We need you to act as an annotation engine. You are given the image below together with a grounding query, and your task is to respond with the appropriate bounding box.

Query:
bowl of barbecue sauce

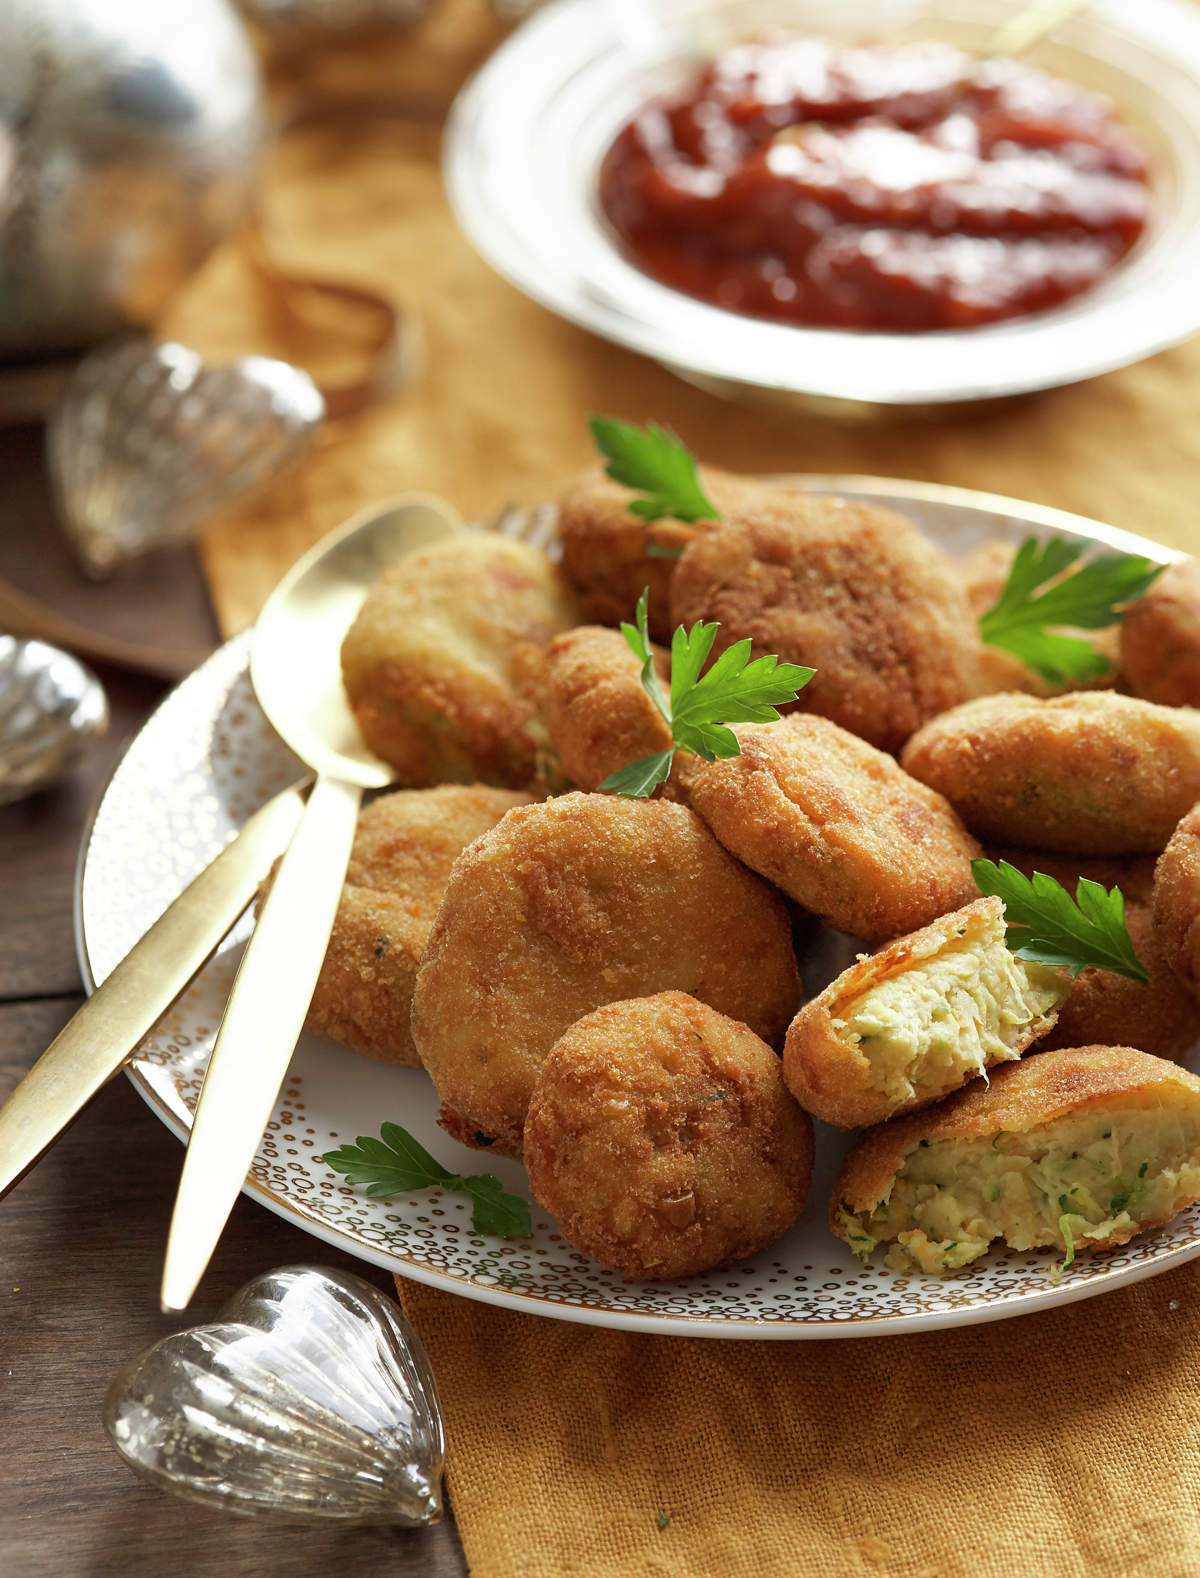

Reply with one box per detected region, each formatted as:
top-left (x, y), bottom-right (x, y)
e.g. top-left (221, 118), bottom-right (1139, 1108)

top-left (446, 0), bottom-right (1200, 411)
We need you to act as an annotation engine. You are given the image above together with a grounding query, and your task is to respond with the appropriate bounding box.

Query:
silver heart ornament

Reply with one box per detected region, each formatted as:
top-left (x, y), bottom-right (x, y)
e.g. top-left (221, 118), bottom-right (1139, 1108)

top-left (48, 338), bottom-right (325, 576)
top-left (103, 1266), bottom-right (445, 1524)
top-left (0, 635), bottom-right (108, 803)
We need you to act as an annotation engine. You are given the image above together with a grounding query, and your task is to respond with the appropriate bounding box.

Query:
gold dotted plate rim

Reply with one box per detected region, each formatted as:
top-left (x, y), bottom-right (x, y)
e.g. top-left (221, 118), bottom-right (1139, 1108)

top-left (74, 475), bottom-right (1200, 1339)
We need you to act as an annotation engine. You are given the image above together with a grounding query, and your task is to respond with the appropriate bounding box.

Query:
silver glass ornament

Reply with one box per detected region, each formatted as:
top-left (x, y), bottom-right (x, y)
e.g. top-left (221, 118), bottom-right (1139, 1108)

top-left (0, 634), bottom-right (107, 803)
top-left (103, 1266), bottom-right (445, 1525)
top-left (47, 338), bottom-right (325, 576)
top-left (0, 0), bottom-right (264, 360)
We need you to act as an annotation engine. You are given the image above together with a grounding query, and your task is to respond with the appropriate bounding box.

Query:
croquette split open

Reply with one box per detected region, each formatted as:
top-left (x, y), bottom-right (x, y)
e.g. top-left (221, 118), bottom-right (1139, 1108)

top-left (832, 1047), bottom-right (1200, 1273)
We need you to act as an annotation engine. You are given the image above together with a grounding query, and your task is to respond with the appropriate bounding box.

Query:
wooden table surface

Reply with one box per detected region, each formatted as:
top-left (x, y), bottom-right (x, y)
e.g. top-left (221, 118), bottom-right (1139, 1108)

top-left (0, 429), bottom-right (468, 1578)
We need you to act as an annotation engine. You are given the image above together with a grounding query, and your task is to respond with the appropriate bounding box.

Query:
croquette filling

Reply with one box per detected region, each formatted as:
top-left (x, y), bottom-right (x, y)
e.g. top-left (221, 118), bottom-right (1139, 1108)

top-left (835, 915), bottom-right (1064, 1105)
top-left (837, 1104), bottom-right (1200, 1273)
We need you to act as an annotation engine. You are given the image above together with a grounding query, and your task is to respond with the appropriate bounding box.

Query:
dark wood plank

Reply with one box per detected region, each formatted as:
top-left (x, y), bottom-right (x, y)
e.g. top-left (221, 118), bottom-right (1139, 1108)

top-left (0, 422), bottom-right (219, 676)
top-left (0, 666), bottom-right (166, 1000)
top-left (0, 998), bottom-right (468, 1578)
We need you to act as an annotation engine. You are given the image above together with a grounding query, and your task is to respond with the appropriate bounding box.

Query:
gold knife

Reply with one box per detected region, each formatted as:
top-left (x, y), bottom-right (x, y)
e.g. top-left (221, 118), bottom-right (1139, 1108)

top-left (0, 782), bottom-right (308, 1202)
top-left (159, 496), bottom-right (459, 1312)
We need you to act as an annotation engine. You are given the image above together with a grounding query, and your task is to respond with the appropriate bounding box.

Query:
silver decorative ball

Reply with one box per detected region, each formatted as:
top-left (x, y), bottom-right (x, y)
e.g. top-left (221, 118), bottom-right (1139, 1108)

top-left (0, 635), bottom-right (108, 803)
top-left (0, 0), bottom-right (265, 361)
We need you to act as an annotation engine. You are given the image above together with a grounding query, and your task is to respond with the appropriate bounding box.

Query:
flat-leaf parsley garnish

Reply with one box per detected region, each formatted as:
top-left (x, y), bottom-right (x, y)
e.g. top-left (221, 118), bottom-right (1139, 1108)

top-left (589, 416), bottom-right (719, 535)
top-left (978, 536), bottom-right (1164, 687)
top-left (323, 1122), bottom-right (532, 1238)
top-left (972, 858), bottom-right (1148, 983)
top-left (598, 589), bottom-right (814, 797)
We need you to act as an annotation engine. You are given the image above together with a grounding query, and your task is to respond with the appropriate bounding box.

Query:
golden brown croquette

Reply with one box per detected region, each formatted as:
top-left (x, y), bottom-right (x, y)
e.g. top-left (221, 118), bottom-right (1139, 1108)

top-left (669, 494), bottom-right (978, 752)
top-left (556, 464), bottom-right (794, 643)
top-left (1120, 558), bottom-right (1200, 706)
top-left (1039, 905), bottom-right (1200, 1062)
top-left (282, 786), bottom-right (531, 1066)
top-left (524, 992), bottom-right (813, 1279)
top-left (784, 898), bottom-right (1065, 1129)
top-left (1153, 802), bottom-right (1200, 1001)
top-left (683, 715), bottom-right (981, 942)
top-left (832, 1046), bottom-right (1200, 1273)
top-left (539, 625), bottom-right (672, 793)
top-left (410, 793), bottom-right (801, 1156)
top-left (341, 533), bottom-right (579, 790)
top-left (901, 692), bottom-right (1200, 853)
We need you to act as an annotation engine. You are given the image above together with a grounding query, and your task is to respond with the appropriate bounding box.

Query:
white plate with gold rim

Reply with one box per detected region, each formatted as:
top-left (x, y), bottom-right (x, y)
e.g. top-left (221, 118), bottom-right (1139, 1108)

top-left (76, 477), bottom-right (1198, 1338)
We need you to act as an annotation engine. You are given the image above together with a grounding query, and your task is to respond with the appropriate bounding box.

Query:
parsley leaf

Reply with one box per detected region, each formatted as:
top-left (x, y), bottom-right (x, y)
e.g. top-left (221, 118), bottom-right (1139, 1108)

top-left (589, 416), bottom-right (720, 527)
top-left (323, 1123), bottom-right (532, 1238)
top-left (971, 858), bottom-right (1149, 983)
top-left (978, 536), bottom-right (1165, 686)
top-left (597, 590), bottom-right (814, 797)
top-left (600, 749), bottom-right (675, 799)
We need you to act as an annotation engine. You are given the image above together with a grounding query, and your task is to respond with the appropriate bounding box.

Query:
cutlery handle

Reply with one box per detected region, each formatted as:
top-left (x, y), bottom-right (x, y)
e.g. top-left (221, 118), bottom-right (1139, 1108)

top-left (0, 783), bottom-right (308, 1202)
top-left (160, 773), bottom-right (363, 1312)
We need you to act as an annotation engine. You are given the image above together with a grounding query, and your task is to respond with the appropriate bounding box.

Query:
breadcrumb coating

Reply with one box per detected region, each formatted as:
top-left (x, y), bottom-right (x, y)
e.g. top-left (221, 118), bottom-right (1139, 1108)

top-left (278, 786), bottom-right (531, 1066)
top-left (901, 691), bottom-right (1200, 853)
top-left (1153, 802), bottom-right (1200, 1001)
top-left (539, 625), bottom-right (672, 793)
top-left (524, 992), bottom-right (813, 1279)
top-left (556, 464), bottom-right (790, 642)
top-left (669, 493), bottom-right (977, 751)
top-left (411, 793), bottom-right (801, 1155)
top-left (341, 533), bottom-right (578, 790)
top-left (1121, 558), bottom-right (1200, 706)
top-left (683, 715), bottom-right (980, 942)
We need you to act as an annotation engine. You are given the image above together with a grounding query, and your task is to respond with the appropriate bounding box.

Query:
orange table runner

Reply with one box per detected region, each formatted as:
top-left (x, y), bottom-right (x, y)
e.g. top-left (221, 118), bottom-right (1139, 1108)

top-left (184, 8), bottom-right (1200, 1573)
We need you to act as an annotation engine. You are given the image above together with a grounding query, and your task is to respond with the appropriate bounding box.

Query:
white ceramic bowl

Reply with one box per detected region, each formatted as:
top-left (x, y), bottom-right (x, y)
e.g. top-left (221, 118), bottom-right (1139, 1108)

top-left (445, 0), bottom-right (1200, 411)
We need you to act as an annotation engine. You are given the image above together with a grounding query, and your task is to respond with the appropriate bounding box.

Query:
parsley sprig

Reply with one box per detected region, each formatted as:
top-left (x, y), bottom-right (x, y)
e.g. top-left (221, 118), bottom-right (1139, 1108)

top-left (978, 537), bottom-right (1164, 686)
top-left (598, 590), bottom-right (814, 797)
top-left (589, 416), bottom-right (720, 535)
top-left (323, 1123), bottom-right (532, 1238)
top-left (972, 858), bottom-right (1149, 983)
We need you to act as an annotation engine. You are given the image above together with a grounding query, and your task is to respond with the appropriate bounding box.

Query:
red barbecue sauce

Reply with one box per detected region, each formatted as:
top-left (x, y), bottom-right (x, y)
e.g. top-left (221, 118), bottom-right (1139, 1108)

top-left (599, 40), bottom-right (1151, 331)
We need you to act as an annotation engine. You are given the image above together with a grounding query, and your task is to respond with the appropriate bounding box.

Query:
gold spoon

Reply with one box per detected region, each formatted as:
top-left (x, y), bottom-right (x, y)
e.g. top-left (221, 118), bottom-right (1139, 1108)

top-left (160, 493), bottom-right (460, 1313)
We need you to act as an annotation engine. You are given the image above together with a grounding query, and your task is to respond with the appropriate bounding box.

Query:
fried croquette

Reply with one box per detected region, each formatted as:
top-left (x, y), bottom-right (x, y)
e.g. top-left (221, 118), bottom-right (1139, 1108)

top-left (410, 793), bottom-right (801, 1156)
top-left (557, 464), bottom-right (786, 642)
top-left (958, 539), bottom-right (1120, 698)
top-left (784, 897), bottom-right (1066, 1129)
top-left (669, 495), bottom-right (978, 752)
top-left (1152, 802), bottom-right (1200, 1000)
top-left (539, 625), bottom-right (672, 793)
top-left (1038, 905), bottom-right (1200, 1062)
top-left (1120, 558), bottom-right (1200, 706)
top-left (832, 1045), bottom-right (1200, 1273)
top-left (341, 533), bottom-right (579, 790)
top-left (294, 786), bottom-right (531, 1065)
top-left (524, 992), bottom-right (813, 1279)
top-left (901, 691), bottom-right (1200, 853)
top-left (682, 715), bottom-right (981, 943)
